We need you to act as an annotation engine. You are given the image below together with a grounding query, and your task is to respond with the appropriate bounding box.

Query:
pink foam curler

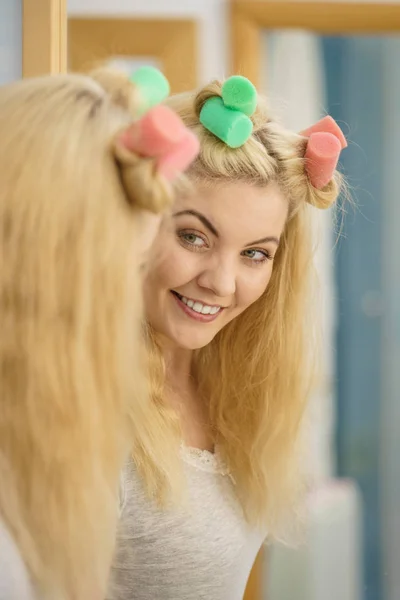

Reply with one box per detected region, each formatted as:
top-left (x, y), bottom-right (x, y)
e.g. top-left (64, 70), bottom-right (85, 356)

top-left (119, 105), bottom-right (187, 157)
top-left (301, 115), bottom-right (347, 149)
top-left (304, 132), bottom-right (342, 190)
top-left (117, 105), bottom-right (200, 182)
top-left (157, 130), bottom-right (200, 182)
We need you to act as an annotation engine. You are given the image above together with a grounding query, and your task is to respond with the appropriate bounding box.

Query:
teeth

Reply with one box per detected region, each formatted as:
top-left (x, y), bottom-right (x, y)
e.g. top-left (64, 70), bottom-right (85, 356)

top-left (177, 294), bottom-right (221, 316)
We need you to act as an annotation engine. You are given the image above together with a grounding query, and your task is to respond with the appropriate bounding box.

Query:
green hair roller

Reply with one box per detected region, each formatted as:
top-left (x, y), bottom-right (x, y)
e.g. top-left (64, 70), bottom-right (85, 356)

top-left (130, 66), bottom-right (170, 115)
top-left (199, 75), bottom-right (257, 148)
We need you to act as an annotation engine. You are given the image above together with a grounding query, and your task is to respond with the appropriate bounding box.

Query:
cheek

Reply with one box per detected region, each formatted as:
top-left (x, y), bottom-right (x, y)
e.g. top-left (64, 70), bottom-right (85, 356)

top-left (146, 241), bottom-right (199, 293)
top-left (236, 267), bottom-right (273, 310)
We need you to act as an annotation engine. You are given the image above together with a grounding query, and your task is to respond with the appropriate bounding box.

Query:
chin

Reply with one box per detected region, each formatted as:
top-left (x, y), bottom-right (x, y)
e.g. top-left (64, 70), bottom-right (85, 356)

top-left (169, 329), bottom-right (217, 351)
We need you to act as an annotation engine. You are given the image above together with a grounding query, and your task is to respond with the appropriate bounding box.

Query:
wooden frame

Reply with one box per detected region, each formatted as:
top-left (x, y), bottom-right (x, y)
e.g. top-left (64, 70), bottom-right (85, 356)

top-left (68, 18), bottom-right (198, 94)
top-left (244, 549), bottom-right (264, 600)
top-left (23, 0), bottom-right (67, 77)
top-left (230, 1), bottom-right (400, 85)
top-left (231, 4), bottom-right (400, 598)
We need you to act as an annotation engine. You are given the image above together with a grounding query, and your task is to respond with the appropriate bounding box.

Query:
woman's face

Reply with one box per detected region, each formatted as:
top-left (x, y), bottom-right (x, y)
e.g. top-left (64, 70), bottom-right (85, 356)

top-left (143, 181), bottom-right (288, 350)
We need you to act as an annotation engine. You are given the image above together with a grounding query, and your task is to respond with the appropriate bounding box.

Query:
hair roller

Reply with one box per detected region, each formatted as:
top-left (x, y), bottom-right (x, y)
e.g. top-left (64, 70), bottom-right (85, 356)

top-left (113, 105), bottom-right (199, 213)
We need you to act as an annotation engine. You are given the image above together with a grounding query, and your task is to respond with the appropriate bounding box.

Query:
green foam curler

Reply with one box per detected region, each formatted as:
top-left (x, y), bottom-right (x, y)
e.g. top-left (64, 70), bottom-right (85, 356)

top-left (221, 75), bottom-right (257, 117)
top-left (199, 96), bottom-right (253, 149)
top-left (130, 66), bottom-right (170, 114)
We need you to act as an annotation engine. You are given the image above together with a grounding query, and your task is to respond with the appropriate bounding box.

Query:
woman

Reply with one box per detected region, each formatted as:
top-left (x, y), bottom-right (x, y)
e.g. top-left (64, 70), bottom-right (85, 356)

top-left (108, 76), bottom-right (347, 599)
top-left (0, 67), bottom-right (198, 600)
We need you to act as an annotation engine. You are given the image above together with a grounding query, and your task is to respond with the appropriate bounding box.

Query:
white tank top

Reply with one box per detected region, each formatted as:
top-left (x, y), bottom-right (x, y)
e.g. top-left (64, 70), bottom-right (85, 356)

top-left (107, 447), bottom-right (265, 600)
top-left (0, 519), bottom-right (35, 600)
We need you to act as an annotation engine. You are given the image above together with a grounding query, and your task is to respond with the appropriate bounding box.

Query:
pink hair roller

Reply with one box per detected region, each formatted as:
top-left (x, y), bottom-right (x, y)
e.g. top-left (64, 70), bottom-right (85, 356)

top-left (157, 130), bottom-right (199, 181)
top-left (120, 105), bottom-right (185, 156)
top-left (301, 116), bottom-right (347, 189)
top-left (118, 105), bottom-right (200, 182)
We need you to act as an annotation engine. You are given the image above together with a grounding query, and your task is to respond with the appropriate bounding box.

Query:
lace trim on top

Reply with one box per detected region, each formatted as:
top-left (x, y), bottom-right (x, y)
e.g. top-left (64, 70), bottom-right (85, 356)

top-left (180, 444), bottom-right (230, 476)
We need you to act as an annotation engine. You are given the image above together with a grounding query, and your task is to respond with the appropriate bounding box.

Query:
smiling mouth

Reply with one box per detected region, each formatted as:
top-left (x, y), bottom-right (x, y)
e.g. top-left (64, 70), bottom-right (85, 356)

top-left (171, 291), bottom-right (223, 322)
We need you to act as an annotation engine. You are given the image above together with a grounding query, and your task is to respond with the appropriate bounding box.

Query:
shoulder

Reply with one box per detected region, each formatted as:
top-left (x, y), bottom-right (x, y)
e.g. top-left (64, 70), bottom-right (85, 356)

top-left (0, 519), bottom-right (36, 600)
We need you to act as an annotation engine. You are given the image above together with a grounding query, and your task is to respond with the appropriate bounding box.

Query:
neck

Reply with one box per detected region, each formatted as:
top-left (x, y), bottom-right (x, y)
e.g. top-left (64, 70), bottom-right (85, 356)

top-left (158, 335), bottom-right (194, 388)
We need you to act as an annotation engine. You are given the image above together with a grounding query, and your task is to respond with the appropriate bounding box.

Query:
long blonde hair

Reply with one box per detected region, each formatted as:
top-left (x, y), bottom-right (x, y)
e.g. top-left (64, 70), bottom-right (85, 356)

top-left (141, 81), bottom-right (343, 538)
top-left (0, 70), bottom-right (176, 599)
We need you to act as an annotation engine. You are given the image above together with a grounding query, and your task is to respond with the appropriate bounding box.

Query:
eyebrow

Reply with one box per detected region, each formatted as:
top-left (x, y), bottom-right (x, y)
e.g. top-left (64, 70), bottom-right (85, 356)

top-left (245, 236), bottom-right (280, 247)
top-left (173, 209), bottom-right (280, 247)
top-left (173, 210), bottom-right (219, 237)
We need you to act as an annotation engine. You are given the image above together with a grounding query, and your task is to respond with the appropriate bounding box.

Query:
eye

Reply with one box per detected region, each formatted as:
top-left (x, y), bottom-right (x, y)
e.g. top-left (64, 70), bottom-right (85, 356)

top-left (241, 248), bottom-right (272, 264)
top-left (177, 230), bottom-right (208, 251)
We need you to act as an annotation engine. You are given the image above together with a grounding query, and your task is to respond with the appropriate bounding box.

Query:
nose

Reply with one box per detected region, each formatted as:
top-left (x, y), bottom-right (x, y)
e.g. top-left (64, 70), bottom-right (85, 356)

top-left (196, 253), bottom-right (236, 300)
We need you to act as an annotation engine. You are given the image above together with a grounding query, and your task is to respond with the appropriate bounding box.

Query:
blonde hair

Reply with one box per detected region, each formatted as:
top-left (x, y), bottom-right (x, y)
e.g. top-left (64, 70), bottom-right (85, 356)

top-left (0, 70), bottom-right (177, 599)
top-left (141, 80), bottom-right (343, 538)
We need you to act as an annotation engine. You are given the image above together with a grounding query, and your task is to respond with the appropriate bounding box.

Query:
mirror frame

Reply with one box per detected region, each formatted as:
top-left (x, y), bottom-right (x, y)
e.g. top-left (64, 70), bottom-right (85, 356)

top-left (68, 17), bottom-right (198, 94)
top-left (23, 0), bottom-right (67, 77)
top-left (230, 0), bottom-right (400, 85)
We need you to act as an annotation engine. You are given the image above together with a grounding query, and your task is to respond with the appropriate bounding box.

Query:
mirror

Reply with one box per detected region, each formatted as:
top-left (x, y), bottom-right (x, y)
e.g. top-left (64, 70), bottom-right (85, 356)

top-left (56, 3), bottom-right (399, 600)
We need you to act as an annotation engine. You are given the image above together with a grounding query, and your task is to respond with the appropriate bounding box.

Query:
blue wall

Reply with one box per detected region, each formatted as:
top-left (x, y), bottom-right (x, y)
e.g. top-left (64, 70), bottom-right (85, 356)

top-left (323, 36), bottom-right (384, 600)
top-left (0, 0), bottom-right (22, 85)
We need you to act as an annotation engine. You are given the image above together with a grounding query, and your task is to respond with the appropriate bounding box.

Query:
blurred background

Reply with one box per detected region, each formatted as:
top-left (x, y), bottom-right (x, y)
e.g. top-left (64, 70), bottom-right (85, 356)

top-left (2, 1), bottom-right (399, 600)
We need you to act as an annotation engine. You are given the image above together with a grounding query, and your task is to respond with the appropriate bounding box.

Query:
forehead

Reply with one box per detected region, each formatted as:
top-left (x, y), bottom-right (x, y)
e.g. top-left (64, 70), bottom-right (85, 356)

top-left (174, 181), bottom-right (288, 241)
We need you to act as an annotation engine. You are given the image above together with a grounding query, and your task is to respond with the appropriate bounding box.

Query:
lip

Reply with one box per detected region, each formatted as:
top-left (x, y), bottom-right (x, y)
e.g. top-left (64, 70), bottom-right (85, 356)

top-left (171, 291), bottom-right (223, 323)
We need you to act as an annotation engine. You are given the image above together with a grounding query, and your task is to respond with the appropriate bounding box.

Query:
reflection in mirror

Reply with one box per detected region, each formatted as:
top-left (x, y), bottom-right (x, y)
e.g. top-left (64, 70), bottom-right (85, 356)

top-left (260, 29), bottom-right (400, 600)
